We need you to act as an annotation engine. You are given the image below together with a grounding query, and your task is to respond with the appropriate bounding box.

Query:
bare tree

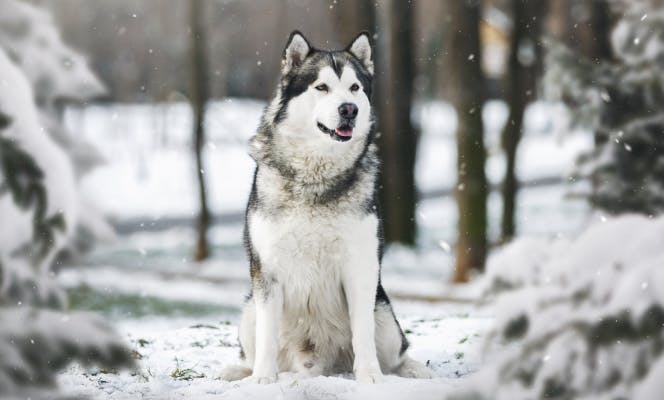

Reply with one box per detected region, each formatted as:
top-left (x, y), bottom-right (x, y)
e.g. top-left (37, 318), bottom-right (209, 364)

top-left (448, 0), bottom-right (487, 282)
top-left (377, 0), bottom-right (417, 245)
top-left (189, 0), bottom-right (210, 261)
top-left (499, 0), bottom-right (545, 242)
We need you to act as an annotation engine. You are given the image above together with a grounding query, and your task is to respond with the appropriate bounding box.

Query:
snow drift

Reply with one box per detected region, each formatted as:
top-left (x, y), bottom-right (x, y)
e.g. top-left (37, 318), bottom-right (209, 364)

top-left (456, 214), bottom-right (664, 400)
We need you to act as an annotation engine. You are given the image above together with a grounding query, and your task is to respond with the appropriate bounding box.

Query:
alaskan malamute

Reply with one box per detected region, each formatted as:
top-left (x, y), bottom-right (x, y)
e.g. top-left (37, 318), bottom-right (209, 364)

top-left (221, 31), bottom-right (432, 384)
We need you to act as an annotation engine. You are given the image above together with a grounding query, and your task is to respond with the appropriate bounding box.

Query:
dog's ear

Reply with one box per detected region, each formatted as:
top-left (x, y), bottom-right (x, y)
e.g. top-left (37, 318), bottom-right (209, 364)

top-left (347, 32), bottom-right (373, 75)
top-left (281, 31), bottom-right (311, 75)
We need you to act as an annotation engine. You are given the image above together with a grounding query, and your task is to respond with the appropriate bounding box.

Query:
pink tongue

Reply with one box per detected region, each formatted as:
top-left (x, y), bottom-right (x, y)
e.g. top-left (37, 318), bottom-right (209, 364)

top-left (336, 128), bottom-right (353, 137)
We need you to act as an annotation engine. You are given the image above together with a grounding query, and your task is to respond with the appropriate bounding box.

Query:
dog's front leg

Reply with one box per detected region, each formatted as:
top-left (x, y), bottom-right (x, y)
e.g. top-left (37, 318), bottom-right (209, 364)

top-left (343, 230), bottom-right (383, 383)
top-left (251, 276), bottom-right (282, 384)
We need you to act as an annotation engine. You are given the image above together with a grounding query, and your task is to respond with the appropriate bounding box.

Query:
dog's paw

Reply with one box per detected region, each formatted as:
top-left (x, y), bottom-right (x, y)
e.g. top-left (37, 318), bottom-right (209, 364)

top-left (354, 367), bottom-right (384, 384)
top-left (395, 357), bottom-right (433, 379)
top-left (245, 372), bottom-right (278, 384)
top-left (218, 365), bottom-right (252, 381)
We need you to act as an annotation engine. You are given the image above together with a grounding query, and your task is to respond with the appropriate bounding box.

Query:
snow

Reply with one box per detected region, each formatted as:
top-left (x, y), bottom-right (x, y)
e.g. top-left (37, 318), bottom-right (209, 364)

top-left (454, 214), bottom-right (664, 400)
top-left (56, 303), bottom-right (491, 399)
top-left (0, 306), bottom-right (133, 394)
top-left (65, 100), bottom-right (262, 219)
top-left (611, 1), bottom-right (664, 65)
top-left (0, 47), bottom-right (77, 274)
top-left (0, 0), bottom-right (105, 106)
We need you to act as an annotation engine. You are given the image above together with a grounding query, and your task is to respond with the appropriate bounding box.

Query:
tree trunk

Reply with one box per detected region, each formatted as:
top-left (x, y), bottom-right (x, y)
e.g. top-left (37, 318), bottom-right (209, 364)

top-left (588, 0), bottom-right (614, 197)
top-left (499, 0), bottom-right (545, 242)
top-left (588, 0), bottom-right (614, 63)
top-left (377, 0), bottom-right (417, 246)
top-left (190, 0), bottom-right (210, 262)
top-left (333, 0), bottom-right (375, 40)
top-left (447, 1), bottom-right (487, 283)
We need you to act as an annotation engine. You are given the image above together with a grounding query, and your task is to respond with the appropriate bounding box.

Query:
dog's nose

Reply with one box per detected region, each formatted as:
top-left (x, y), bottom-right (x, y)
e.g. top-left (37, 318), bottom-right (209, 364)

top-left (338, 102), bottom-right (358, 119)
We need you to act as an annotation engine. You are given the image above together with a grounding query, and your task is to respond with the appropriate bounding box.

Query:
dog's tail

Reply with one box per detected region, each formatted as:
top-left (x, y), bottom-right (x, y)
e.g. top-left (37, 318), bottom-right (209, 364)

top-left (219, 365), bottom-right (253, 381)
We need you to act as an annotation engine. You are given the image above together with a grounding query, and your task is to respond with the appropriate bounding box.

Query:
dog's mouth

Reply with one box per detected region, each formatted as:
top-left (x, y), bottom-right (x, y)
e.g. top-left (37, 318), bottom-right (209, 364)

top-left (317, 121), bottom-right (354, 142)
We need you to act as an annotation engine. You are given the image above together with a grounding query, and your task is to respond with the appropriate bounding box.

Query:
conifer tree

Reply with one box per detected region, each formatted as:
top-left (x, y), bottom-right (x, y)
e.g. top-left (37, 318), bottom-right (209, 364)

top-left (545, 0), bottom-right (664, 214)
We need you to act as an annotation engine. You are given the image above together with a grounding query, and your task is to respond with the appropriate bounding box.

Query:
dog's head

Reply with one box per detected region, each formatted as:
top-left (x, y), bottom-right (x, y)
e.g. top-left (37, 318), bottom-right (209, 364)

top-left (271, 31), bottom-right (374, 145)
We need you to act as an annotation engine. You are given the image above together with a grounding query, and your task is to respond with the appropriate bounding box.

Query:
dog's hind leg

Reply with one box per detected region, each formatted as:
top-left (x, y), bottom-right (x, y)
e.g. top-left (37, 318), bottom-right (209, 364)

top-left (374, 290), bottom-right (433, 379)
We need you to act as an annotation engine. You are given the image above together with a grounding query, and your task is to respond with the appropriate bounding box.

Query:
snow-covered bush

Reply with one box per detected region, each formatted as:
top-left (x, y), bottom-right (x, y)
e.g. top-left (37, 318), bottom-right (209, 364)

top-left (0, 45), bottom-right (132, 397)
top-left (0, 0), bottom-right (105, 108)
top-left (0, 0), bottom-right (112, 251)
top-left (544, 0), bottom-right (664, 214)
top-left (0, 308), bottom-right (132, 394)
top-left (0, 47), bottom-right (77, 278)
top-left (454, 215), bottom-right (664, 399)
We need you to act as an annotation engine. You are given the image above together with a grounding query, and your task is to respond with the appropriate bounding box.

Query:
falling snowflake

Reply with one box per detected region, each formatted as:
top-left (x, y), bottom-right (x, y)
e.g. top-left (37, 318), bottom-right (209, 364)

top-left (438, 240), bottom-right (451, 253)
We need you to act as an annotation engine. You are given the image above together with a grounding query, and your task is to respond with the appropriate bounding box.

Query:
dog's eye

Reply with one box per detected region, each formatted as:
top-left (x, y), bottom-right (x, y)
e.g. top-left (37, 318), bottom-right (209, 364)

top-left (350, 83), bottom-right (360, 92)
top-left (315, 84), bottom-right (329, 92)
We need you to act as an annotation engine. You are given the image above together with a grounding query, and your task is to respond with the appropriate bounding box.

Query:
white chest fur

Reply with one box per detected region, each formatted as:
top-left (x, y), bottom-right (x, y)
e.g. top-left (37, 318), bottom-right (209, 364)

top-left (249, 210), bottom-right (378, 289)
top-left (248, 209), bottom-right (379, 335)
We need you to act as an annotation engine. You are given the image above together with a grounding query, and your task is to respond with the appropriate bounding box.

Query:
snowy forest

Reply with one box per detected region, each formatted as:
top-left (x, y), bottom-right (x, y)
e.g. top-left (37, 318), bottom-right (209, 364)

top-left (1, 0), bottom-right (663, 398)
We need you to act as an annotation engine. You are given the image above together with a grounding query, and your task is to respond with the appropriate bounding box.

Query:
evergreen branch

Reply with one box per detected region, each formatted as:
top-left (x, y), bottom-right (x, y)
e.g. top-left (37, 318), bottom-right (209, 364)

top-left (0, 136), bottom-right (66, 264)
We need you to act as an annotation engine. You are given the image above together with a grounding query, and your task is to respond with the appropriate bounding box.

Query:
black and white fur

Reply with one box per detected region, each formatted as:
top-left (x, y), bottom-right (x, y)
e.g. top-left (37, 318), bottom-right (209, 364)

top-left (220, 31), bottom-right (432, 384)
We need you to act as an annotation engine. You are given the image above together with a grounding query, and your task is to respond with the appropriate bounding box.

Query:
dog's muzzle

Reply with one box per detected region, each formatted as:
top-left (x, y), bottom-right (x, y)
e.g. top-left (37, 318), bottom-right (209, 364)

top-left (318, 102), bottom-right (358, 142)
top-left (317, 121), bottom-right (354, 142)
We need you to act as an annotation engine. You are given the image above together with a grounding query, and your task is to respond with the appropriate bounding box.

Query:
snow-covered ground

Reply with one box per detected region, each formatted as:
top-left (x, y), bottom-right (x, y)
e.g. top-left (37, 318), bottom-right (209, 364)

top-left (57, 303), bottom-right (491, 399)
top-left (55, 226), bottom-right (494, 399)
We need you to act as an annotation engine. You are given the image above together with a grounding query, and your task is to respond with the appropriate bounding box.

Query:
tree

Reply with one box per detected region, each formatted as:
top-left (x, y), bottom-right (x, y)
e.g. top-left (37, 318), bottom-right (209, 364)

top-left (0, 48), bottom-right (132, 397)
top-left (189, 0), bottom-right (211, 261)
top-left (587, 0), bottom-right (614, 63)
top-left (544, 0), bottom-right (664, 214)
top-left (377, 0), bottom-right (418, 245)
top-left (585, 0), bottom-right (615, 198)
top-left (499, 0), bottom-right (545, 242)
top-left (448, 1), bottom-right (488, 282)
top-left (0, 0), bottom-right (113, 250)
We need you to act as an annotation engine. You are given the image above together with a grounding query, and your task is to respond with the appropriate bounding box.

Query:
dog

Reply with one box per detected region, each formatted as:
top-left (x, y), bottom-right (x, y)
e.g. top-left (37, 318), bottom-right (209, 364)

top-left (220, 31), bottom-right (432, 384)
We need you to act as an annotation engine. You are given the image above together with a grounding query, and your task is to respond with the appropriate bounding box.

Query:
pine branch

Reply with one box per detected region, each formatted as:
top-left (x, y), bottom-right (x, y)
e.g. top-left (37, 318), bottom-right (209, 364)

top-left (0, 136), bottom-right (66, 264)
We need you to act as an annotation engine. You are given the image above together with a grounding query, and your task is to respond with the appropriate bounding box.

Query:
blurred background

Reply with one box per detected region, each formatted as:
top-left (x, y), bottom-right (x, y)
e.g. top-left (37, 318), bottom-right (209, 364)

top-left (1, 0), bottom-right (663, 398)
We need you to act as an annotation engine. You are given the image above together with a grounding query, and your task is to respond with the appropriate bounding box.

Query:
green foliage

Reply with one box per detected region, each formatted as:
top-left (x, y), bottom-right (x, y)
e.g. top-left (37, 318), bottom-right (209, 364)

top-left (0, 136), bottom-right (66, 263)
top-left (170, 358), bottom-right (206, 381)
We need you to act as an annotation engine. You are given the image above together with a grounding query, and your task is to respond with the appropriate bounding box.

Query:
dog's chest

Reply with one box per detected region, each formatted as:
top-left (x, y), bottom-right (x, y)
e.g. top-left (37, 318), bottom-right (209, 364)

top-left (249, 210), bottom-right (374, 311)
top-left (249, 211), bottom-right (359, 274)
